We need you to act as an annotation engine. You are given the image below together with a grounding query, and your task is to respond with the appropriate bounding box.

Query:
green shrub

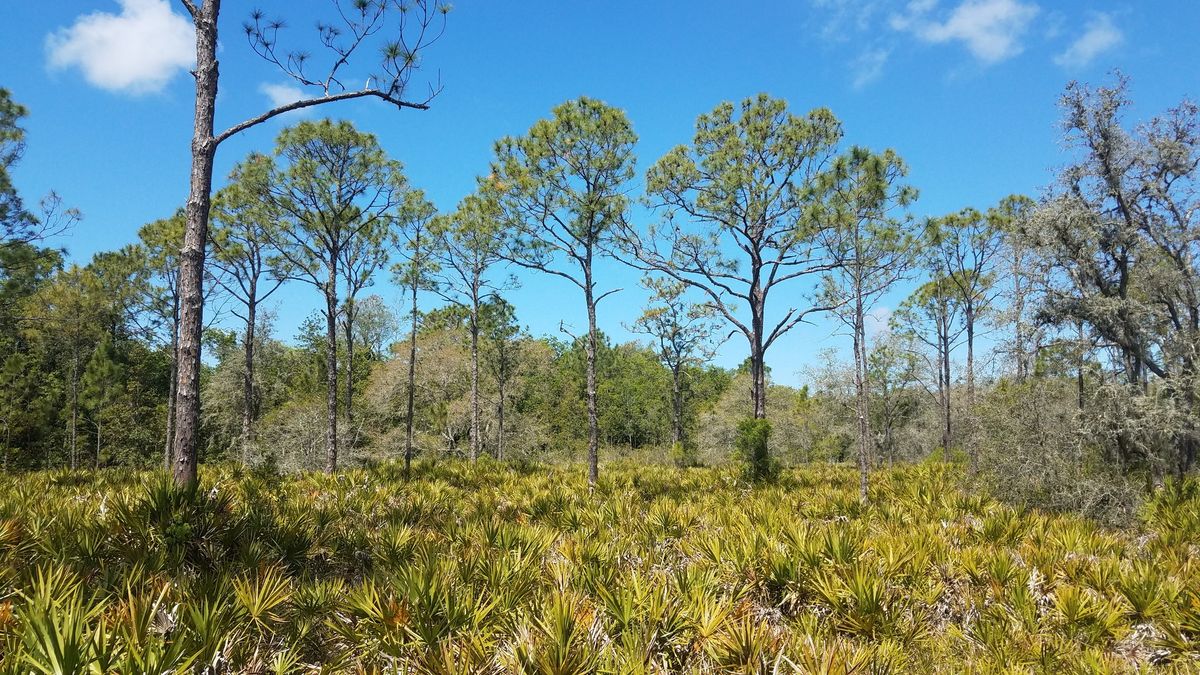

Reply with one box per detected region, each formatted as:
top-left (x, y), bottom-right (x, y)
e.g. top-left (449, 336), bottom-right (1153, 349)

top-left (669, 441), bottom-right (700, 468)
top-left (734, 418), bottom-right (775, 481)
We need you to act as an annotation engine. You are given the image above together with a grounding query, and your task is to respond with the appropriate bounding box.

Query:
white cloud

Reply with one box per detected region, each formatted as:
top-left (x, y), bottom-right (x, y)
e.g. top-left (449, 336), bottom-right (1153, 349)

top-left (851, 48), bottom-right (891, 89)
top-left (891, 0), bottom-right (1040, 64)
top-left (1054, 13), bottom-right (1122, 69)
top-left (46, 0), bottom-right (193, 94)
top-left (865, 306), bottom-right (893, 339)
top-left (258, 82), bottom-right (315, 123)
top-left (260, 82), bottom-right (307, 109)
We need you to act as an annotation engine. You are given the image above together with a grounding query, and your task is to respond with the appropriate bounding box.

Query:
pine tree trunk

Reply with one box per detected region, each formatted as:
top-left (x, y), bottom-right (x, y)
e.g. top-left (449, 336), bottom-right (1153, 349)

top-left (469, 298), bottom-right (480, 462)
top-left (241, 297), bottom-right (256, 464)
top-left (1012, 247), bottom-right (1027, 382)
top-left (164, 302), bottom-right (178, 471)
top-left (671, 365), bottom-right (684, 446)
top-left (584, 273), bottom-right (600, 487)
top-left (853, 295), bottom-right (870, 503)
top-left (965, 304), bottom-right (976, 406)
top-left (885, 423), bottom-right (894, 468)
top-left (496, 378), bottom-right (505, 461)
top-left (941, 323), bottom-right (952, 455)
top-left (69, 353), bottom-right (78, 471)
top-left (965, 303), bottom-right (976, 472)
top-left (324, 266), bottom-right (340, 473)
top-left (344, 301), bottom-right (355, 436)
top-left (404, 279), bottom-right (418, 474)
top-left (749, 289), bottom-right (767, 419)
top-left (172, 0), bottom-right (221, 487)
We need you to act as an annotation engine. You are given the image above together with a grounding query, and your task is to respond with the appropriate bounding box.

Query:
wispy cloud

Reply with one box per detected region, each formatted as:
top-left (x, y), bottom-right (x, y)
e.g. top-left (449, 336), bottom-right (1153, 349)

top-left (810, 0), bottom-right (885, 41)
top-left (46, 0), bottom-right (193, 94)
top-left (851, 48), bottom-right (891, 89)
top-left (865, 306), bottom-right (893, 339)
top-left (891, 0), bottom-right (1040, 64)
top-left (1053, 13), bottom-right (1123, 69)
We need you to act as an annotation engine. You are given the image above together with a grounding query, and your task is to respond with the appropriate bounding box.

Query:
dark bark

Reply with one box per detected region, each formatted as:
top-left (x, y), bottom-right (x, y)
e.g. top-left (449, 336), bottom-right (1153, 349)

top-left (240, 293), bottom-right (256, 464)
top-left (853, 295), bottom-right (870, 503)
top-left (69, 353), bottom-right (78, 470)
top-left (939, 310), bottom-right (952, 455)
top-left (496, 378), bottom-right (506, 461)
top-left (749, 283), bottom-right (767, 419)
top-left (163, 315), bottom-right (177, 471)
top-left (469, 300), bottom-right (480, 462)
top-left (1011, 243), bottom-right (1029, 383)
top-left (344, 301), bottom-right (355, 434)
top-left (324, 266), bottom-right (339, 473)
top-left (172, 0), bottom-right (220, 487)
top-left (584, 273), bottom-right (600, 487)
top-left (169, 0), bottom-right (440, 486)
top-left (670, 365), bottom-right (684, 446)
top-left (965, 304), bottom-right (976, 406)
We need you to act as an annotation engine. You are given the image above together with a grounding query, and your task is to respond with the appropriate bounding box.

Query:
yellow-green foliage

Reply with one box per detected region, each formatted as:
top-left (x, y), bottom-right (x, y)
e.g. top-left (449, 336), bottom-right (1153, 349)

top-left (0, 462), bottom-right (1197, 673)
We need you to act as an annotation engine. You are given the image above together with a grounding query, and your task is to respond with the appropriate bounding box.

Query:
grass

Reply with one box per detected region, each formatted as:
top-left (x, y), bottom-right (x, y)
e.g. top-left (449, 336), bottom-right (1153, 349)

top-left (0, 460), bottom-right (1197, 673)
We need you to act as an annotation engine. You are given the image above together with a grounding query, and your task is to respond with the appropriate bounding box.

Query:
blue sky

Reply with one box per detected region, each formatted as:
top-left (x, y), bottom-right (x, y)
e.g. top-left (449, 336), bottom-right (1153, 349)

top-left (1, 0), bottom-right (1197, 386)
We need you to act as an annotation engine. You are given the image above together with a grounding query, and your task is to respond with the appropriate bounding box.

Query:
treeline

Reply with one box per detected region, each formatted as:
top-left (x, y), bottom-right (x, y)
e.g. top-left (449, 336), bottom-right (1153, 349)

top-left (1, 76), bottom-right (1197, 521)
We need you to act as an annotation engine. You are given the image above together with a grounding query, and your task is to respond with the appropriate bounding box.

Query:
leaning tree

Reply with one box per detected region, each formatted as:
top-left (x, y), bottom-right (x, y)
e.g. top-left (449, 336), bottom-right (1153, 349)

top-left (171, 0), bottom-right (448, 486)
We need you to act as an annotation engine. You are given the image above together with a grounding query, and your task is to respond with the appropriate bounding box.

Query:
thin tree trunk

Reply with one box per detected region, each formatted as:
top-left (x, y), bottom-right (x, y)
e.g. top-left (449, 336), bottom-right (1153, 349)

top-left (965, 304), bottom-right (977, 472)
top-left (241, 296), bottom-right (256, 464)
top-left (671, 365), bottom-right (684, 446)
top-left (965, 305), bottom-right (975, 407)
top-left (469, 297), bottom-right (480, 462)
top-left (584, 274), bottom-right (600, 487)
top-left (496, 378), bottom-right (505, 461)
top-left (1012, 246), bottom-right (1027, 382)
top-left (940, 313), bottom-right (952, 455)
top-left (853, 294), bottom-right (870, 503)
top-left (749, 291), bottom-right (767, 419)
top-left (885, 422), bottom-right (894, 468)
top-left (69, 353), bottom-right (78, 471)
top-left (404, 279), bottom-right (418, 474)
top-left (324, 270), bottom-right (340, 474)
top-left (344, 300), bottom-right (355, 436)
top-left (164, 347), bottom-right (177, 471)
top-left (172, 0), bottom-right (221, 487)
top-left (1077, 324), bottom-right (1087, 411)
top-left (164, 299), bottom-right (179, 471)
top-left (94, 418), bottom-right (101, 469)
